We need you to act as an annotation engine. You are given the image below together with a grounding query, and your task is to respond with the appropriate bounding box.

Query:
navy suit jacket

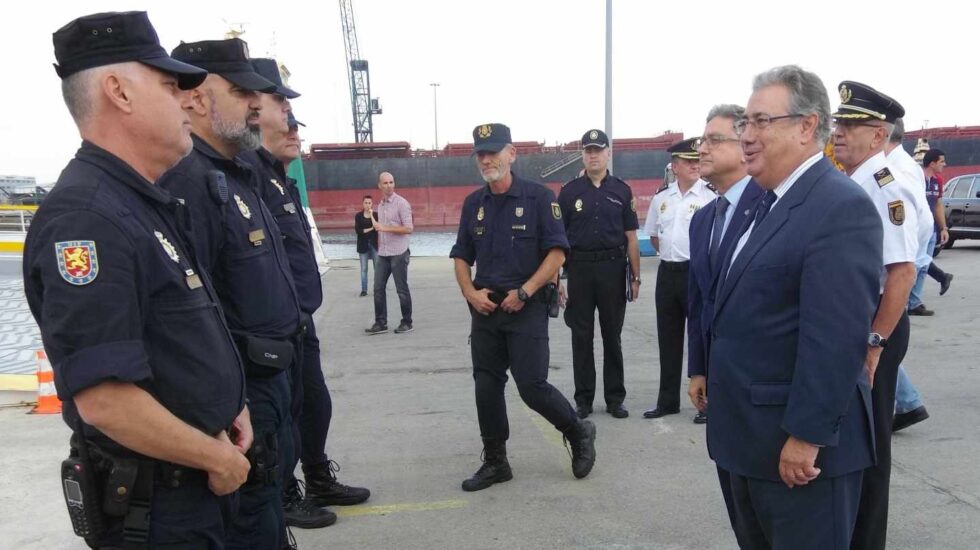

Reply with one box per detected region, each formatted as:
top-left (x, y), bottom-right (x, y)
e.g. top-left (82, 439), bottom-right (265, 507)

top-left (707, 157), bottom-right (881, 482)
top-left (687, 179), bottom-right (764, 378)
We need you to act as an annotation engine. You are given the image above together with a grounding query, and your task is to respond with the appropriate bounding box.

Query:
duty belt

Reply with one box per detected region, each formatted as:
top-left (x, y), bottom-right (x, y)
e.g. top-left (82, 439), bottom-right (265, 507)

top-left (568, 246), bottom-right (626, 262)
top-left (659, 260), bottom-right (690, 272)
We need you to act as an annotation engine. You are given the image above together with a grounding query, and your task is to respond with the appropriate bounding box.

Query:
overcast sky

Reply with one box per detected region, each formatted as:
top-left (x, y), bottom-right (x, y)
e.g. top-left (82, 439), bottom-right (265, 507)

top-left (4, 0), bottom-right (975, 183)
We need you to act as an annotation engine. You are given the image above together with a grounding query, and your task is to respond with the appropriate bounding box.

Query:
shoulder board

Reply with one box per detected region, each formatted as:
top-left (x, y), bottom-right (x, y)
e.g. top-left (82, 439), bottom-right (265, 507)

top-left (874, 167), bottom-right (895, 188)
top-left (705, 181), bottom-right (718, 193)
top-left (654, 185), bottom-right (670, 195)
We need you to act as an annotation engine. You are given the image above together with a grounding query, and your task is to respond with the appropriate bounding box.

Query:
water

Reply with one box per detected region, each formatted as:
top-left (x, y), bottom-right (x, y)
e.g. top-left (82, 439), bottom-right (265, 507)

top-left (320, 229), bottom-right (653, 260)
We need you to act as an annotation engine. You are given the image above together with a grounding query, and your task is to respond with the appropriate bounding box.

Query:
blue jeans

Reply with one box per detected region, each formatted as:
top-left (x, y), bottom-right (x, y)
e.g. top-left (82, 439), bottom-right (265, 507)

top-left (908, 232), bottom-right (936, 310)
top-left (895, 364), bottom-right (923, 414)
top-left (359, 245), bottom-right (378, 292)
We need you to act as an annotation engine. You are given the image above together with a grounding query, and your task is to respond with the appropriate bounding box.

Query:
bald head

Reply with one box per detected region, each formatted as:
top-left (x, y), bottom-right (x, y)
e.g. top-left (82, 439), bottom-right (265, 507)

top-left (378, 171), bottom-right (395, 198)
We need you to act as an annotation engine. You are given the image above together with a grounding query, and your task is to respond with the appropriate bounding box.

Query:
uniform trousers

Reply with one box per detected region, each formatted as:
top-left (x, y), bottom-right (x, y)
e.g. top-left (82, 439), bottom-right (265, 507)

top-left (227, 372), bottom-right (290, 550)
top-left (654, 261), bottom-right (689, 411)
top-left (564, 256), bottom-right (627, 408)
top-left (850, 311), bottom-right (910, 550)
top-left (470, 300), bottom-right (577, 440)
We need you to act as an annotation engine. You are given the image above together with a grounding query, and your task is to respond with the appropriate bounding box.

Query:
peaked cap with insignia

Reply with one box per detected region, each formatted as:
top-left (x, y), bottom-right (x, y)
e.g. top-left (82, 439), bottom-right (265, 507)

top-left (667, 137), bottom-right (700, 160)
top-left (833, 81), bottom-right (905, 123)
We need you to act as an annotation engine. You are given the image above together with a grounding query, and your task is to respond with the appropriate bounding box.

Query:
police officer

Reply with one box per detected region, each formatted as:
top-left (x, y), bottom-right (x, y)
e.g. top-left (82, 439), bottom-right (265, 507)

top-left (450, 123), bottom-right (597, 491)
top-left (25, 12), bottom-right (250, 548)
top-left (830, 81), bottom-right (920, 550)
top-left (245, 58), bottom-right (371, 526)
top-left (642, 138), bottom-right (716, 419)
top-left (161, 39), bottom-right (303, 549)
top-left (557, 129), bottom-right (640, 420)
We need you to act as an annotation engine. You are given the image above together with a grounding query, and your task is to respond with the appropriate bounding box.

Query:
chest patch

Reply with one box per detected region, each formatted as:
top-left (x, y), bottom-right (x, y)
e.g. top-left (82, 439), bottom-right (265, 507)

top-left (888, 200), bottom-right (905, 225)
top-left (56, 241), bottom-right (98, 285)
top-left (154, 231), bottom-right (180, 263)
top-left (234, 194), bottom-right (252, 219)
top-left (874, 167), bottom-right (895, 188)
top-left (574, 199), bottom-right (583, 212)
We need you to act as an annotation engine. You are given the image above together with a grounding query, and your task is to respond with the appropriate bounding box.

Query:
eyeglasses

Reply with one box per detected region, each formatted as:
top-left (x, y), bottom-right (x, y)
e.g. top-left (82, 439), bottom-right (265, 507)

top-left (734, 113), bottom-right (804, 135)
top-left (695, 134), bottom-right (741, 149)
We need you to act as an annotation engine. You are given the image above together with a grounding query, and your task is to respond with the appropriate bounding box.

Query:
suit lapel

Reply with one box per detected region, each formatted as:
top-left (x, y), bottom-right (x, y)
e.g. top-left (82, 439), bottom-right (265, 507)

top-left (714, 159), bottom-right (832, 316)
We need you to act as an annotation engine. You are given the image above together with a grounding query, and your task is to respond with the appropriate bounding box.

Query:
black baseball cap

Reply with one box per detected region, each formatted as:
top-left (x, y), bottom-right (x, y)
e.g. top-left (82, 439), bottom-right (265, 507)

top-left (287, 111), bottom-right (305, 128)
top-left (472, 123), bottom-right (512, 154)
top-left (171, 38), bottom-right (276, 92)
top-left (581, 129), bottom-right (609, 149)
top-left (53, 11), bottom-right (207, 90)
top-left (251, 58), bottom-right (300, 98)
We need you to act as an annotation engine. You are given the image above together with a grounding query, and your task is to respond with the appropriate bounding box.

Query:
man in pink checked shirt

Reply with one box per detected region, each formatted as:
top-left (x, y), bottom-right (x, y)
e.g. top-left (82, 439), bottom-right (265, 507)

top-left (365, 171), bottom-right (415, 335)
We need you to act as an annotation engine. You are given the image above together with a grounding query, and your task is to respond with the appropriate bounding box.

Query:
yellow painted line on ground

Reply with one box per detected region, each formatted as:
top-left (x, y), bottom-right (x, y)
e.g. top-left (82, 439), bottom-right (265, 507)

top-left (523, 404), bottom-right (572, 475)
top-left (0, 374), bottom-right (36, 392)
top-left (335, 499), bottom-right (467, 518)
top-left (0, 241), bottom-right (24, 253)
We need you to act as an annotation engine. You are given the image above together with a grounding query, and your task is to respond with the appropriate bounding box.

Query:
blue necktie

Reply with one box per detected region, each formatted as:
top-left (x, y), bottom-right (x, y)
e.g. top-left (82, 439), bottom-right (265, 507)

top-left (709, 197), bottom-right (730, 272)
top-left (752, 191), bottom-right (778, 230)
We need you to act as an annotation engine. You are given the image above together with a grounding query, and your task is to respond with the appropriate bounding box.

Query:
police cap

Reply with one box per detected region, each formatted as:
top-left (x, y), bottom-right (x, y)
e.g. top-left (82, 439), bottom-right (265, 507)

top-left (833, 81), bottom-right (905, 123)
top-left (287, 111), bottom-right (305, 129)
top-left (668, 137), bottom-right (700, 160)
top-left (251, 58), bottom-right (300, 98)
top-left (472, 123), bottom-right (512, 154)
top-left (581, 129), bottom-right (610, 149)
top-left (171, 38), bottom-right (276, 93)
top-left (53, 11), bottom-right (207, 90)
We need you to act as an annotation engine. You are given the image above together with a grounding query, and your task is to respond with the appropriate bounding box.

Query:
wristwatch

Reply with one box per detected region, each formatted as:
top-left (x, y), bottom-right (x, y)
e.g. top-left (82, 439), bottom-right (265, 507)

top-left (867, 332), bottom-right (888, 348)
top-left (633, 276), bottom-right (641, 285)
top-left (517, 287), bottom-right (529, 302)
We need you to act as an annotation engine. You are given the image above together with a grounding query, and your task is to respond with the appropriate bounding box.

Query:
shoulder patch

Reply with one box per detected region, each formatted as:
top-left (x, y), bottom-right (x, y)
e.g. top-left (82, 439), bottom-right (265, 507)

top-left (56, 241), bottom-right (99, 285)
top-left (888, 200), bottom-right (905, 225)
top-left (551, 202), bottom-right (562, 220)
top-left (874, 167), bottom-right (895, 188)
top-left (630, 197), bottom-right (636, 212)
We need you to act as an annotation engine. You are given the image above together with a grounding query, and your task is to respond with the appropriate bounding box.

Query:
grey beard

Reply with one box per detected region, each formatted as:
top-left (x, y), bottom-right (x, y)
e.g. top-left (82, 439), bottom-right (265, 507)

top-left (211, 111), bottom-right (262, 152)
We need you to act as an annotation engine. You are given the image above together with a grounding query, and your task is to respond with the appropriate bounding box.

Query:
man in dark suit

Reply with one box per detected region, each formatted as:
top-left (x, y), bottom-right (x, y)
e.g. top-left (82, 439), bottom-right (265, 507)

top-left (685, 103), bottom-right (763, 546)
top-left (709, 65), bottom-right (882, 548)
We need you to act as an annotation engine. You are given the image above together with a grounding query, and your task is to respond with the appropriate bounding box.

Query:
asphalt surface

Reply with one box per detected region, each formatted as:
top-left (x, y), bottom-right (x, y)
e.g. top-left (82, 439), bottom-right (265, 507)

top-left (3, 243), bottom-right (979, 549)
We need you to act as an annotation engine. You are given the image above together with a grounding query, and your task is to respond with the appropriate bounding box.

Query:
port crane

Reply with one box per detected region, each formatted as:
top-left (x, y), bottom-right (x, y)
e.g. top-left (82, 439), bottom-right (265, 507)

top-left (338, 0), bottom-right (382, 142)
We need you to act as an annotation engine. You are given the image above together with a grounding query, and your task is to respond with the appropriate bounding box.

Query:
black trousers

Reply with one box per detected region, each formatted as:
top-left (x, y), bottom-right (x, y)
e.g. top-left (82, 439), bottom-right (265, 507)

top-left (851, 311), bottom-right (910, 550)
top-left (374, 249), bottom-right (412, 326)
top-left (654, 261), bottom-right (689, 411)
top-left (728, 469), bottom-right (863, 550)
top-left (564, 256), bottom-right (627, 407)
top-left (470, 300), bottom-right (578, 440)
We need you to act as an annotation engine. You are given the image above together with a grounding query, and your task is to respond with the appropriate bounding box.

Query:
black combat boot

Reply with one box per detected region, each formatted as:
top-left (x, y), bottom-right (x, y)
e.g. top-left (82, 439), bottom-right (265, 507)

top-left (283, 479), bottom-right (337, 529)
top-left (461, 438), bottom-right (513, 492)
top-left (563, 419), bottom-right (597, 479)
top-left (303, 460), bottom-right (371, 506)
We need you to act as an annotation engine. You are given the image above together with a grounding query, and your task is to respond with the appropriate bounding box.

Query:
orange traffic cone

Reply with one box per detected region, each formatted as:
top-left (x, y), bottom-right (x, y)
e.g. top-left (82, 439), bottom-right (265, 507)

top-left (31, 350), bottom-right (62, 414)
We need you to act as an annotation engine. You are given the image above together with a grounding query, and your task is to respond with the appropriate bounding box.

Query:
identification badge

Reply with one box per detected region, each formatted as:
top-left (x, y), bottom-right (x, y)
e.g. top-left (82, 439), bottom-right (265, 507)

top-left (154, 231), bottom-right (179, 263)
top-left (271, 178), bottom-right (285, 195)
top-left (515, 207), bottom-right (524, 218)
top-left (475, 226), bottom-right (485, 236)
top-left (249, 229), bottom-right (266, 246)
top-left (234, 194), bottom-right (252, 219)
top-left (512, 224), bottom-right (526, 231)
top-left (574, 199), bottom-right (583, 212)
top-left (185, 273), bottom-right (203, 290)
top-left (283, 203), bottom-right (297, 214)
top-left (477, 206), bottom-right (485, 221)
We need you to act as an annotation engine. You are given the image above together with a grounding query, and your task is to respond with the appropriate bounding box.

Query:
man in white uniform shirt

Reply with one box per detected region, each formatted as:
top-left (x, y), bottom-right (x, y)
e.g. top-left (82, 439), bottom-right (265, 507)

top-left (831, 81), bottom-right (919, 550)
top-left (642, 138), bottom-right (716, 418)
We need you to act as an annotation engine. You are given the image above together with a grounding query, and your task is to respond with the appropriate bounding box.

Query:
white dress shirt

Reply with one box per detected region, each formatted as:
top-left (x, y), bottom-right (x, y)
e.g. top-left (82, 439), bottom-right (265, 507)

top-left (644, 179), bottom-right (716, 261)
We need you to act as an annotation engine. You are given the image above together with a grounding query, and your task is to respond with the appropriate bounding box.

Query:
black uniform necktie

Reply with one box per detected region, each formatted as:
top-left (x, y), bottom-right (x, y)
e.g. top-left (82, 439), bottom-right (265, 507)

top-left (709, 197), bottom-right (730, 271)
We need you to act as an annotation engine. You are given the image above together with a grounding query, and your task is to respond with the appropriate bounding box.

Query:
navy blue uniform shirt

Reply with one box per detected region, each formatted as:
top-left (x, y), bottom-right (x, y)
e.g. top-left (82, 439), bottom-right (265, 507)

top-left (161, 135), bottom-right (300, 339)
top-left (557, 172), bottom-right (639, 251)
top-left (23, 142), bottom-right (245, 455)
top-left (242, 148), bottom-right (323, 315)
top-left (451, 174), bottom-right (569, 290)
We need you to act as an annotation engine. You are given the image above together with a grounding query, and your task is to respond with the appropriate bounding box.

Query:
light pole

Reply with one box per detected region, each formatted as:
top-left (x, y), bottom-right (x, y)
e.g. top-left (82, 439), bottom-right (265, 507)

top-left (430, 83), bottom-right (440, 151)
